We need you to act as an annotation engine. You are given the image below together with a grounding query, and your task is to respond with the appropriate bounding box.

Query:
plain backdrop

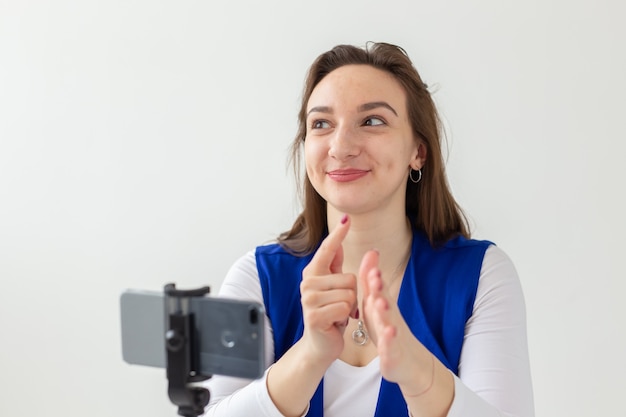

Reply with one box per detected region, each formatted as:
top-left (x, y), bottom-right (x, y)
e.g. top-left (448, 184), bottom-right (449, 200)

top-left (1, 1), bottom-right (624, 416)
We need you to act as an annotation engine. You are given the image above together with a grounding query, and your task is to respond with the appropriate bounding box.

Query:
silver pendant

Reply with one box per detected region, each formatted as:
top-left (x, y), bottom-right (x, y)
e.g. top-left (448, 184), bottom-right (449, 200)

top-left (352, 320), bottom-right (369, 345)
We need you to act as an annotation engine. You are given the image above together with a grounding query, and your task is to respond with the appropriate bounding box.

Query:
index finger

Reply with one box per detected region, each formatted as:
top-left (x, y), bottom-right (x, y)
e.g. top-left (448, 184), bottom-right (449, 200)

top-left (358, 249), bottom-right (380, 301)
top-left (307, 214), bottom-right (350, 275)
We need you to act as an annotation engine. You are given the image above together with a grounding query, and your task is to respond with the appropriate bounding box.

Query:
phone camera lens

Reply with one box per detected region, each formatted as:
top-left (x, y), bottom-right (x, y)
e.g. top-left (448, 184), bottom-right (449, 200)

top-left (249, 307), bottom-right (258, 324)
top-left (221, 331), bottom-right (236, 348)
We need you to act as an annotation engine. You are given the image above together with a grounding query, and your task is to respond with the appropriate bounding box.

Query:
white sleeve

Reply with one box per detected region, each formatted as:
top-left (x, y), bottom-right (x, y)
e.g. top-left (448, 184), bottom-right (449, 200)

top-left (446, 245), bottom-right (535, 417)
top-left (202, 251), bottom-right (286, 417)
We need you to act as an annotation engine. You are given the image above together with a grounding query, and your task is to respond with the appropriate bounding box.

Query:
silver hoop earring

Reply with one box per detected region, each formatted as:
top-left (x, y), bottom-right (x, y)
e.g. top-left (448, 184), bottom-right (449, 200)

top-left (409, 168), bottom-right (422, 184)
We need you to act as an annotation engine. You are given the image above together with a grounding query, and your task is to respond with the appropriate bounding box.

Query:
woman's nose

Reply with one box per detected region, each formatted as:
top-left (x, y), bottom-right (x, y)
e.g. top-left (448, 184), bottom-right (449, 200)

top-left (328, 126), bottom-right (360, 160)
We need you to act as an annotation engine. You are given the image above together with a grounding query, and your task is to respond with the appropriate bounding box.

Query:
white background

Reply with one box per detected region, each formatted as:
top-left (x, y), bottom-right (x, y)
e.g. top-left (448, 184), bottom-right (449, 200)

top-left (1, 1), bottom-right (624, 416)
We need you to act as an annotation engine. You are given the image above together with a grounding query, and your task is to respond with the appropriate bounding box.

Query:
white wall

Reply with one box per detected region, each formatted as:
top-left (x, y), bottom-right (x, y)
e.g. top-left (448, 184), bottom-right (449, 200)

top-left (1, 1), bottom-right (624, 416)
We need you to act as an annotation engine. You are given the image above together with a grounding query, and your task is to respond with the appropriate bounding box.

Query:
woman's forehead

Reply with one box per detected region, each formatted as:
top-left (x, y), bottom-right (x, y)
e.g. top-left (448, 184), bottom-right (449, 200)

top-left (307, 65), bottom-right (407, 113)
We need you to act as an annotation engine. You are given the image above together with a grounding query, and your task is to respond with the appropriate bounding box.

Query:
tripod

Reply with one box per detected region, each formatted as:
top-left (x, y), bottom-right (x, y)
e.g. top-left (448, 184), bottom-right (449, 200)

top-left (164, 283), bottom-right (212, 417)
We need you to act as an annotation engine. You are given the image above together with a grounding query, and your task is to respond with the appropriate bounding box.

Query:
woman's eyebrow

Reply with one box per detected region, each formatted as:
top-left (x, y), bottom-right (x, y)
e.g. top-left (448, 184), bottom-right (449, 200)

top-left (306, 102), bottom-right (398, 117)
top-left (358, 101), bottom-right (398, 116)
top-left (307, 106), bottom-right (333, 117)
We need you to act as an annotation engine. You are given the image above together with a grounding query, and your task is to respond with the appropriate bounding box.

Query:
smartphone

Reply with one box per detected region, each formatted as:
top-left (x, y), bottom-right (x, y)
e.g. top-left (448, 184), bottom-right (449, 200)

top-left (120, 289), bottom-right (265, 379)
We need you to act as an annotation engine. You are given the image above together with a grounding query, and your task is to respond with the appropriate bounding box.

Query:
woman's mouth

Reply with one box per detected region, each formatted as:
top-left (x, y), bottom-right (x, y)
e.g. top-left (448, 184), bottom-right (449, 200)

top-left (327, 169), bottom-right (369, 182)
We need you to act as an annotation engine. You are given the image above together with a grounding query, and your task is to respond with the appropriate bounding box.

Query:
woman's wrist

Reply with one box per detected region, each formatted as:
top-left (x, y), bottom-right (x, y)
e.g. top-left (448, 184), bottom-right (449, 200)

top-left (400, 358), bottom-right (455, 417)
top-left (266, 339), bottom-right (331, 417)
top-left (401, 354), bottom-right (435, 398)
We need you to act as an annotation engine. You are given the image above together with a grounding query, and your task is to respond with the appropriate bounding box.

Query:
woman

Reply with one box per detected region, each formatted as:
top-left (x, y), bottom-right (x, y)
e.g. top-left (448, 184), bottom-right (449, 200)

top-left (204, 42), bottom-right (534, 417)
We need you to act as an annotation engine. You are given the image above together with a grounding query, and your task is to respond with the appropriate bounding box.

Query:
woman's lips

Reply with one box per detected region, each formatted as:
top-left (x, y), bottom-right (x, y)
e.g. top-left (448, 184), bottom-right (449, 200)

top-left (327, 169), bottom-right (369, 182)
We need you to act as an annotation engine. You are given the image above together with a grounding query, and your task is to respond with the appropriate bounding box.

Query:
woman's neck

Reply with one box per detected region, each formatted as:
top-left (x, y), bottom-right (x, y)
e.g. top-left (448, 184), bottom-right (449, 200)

top-left (327, 209), bottom-right (413, 283)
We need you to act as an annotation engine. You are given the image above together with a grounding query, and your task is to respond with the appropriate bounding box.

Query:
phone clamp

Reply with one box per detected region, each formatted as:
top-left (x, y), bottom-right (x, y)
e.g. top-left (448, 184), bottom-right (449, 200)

top-left (164, 283), bottom-right (212, 417)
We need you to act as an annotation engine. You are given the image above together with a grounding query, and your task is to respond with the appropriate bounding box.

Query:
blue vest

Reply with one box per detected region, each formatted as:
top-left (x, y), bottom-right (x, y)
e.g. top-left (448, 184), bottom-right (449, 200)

top-left (256, 230), bottom-right (491, 417)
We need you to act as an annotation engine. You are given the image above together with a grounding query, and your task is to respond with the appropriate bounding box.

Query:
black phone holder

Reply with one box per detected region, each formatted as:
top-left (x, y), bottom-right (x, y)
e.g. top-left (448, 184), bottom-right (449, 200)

top-left (164, 283), bottom-right (212, 417)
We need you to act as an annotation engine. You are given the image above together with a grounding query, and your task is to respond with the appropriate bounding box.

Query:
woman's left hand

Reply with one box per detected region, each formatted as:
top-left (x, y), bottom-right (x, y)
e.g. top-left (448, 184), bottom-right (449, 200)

top-left (358, 250), bottom-right (425, 386)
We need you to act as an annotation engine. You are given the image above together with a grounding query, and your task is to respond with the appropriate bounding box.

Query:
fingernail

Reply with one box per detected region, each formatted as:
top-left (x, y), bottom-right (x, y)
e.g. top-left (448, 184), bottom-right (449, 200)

top-left (355, 308), bottom-right (360, 319)
top-left (341, 214), bottom-right (348, 224)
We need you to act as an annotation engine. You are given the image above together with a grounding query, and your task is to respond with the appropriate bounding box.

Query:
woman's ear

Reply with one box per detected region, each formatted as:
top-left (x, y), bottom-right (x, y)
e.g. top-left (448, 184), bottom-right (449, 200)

top-left (411, 142), bottom-right (427, 170)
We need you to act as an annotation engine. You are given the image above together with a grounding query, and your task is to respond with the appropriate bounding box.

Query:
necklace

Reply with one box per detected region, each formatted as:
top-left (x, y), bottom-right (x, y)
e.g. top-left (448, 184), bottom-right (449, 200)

top-left (352, 319), bottom-right (369, 345)
top-left (351, 246), bottom-right (411, 346)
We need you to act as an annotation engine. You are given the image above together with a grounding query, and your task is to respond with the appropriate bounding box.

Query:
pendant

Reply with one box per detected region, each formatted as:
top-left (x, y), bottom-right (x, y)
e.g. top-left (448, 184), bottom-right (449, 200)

top-left (352, 320), bottom-right (369, 346)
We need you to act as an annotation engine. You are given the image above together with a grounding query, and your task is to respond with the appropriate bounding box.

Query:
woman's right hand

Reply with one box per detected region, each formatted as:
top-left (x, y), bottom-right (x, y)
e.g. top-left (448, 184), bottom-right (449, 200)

top-left (265, 215), bottom-right (358, 416)
top-left (299, 214), bottom-right (358, 364)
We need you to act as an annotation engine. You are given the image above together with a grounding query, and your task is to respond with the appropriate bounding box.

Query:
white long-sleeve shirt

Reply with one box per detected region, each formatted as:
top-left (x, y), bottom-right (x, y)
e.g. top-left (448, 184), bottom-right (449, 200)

top-left (203, 245), bottom-right (534, 417)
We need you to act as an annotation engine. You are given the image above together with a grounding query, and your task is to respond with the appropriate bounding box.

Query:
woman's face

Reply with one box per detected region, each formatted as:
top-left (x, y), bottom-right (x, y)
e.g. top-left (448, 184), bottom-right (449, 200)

top-left (304, 64), bottom-right (425, 216)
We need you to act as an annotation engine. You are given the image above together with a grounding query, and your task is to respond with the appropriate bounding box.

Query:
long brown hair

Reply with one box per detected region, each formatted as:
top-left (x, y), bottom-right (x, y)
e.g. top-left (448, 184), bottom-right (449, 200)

top-left (278, 42), bottom-right (470, 255)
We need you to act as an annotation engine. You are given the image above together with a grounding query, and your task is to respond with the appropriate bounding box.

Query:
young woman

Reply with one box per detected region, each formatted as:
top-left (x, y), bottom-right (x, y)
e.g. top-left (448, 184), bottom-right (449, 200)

top-left (204, 42), bottom-right (534, 417)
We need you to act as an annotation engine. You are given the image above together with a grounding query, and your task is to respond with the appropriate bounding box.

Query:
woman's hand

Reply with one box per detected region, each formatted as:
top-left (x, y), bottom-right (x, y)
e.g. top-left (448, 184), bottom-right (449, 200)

top-left (358, 250), bottom-right (429, 388)
top-left (266, 217), bottom-right (359, 417)
top-left (300, 214), bottom-right (358, 364)
top-left (358, 251), bottom-right (455, 416)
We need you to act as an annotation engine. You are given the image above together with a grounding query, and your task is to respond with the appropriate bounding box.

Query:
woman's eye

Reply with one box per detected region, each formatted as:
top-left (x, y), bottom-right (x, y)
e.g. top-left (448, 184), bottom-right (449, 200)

top-left (312, 120), bottom-right (330, 129)
top-left (364, 117), bottom-right (385, 126)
